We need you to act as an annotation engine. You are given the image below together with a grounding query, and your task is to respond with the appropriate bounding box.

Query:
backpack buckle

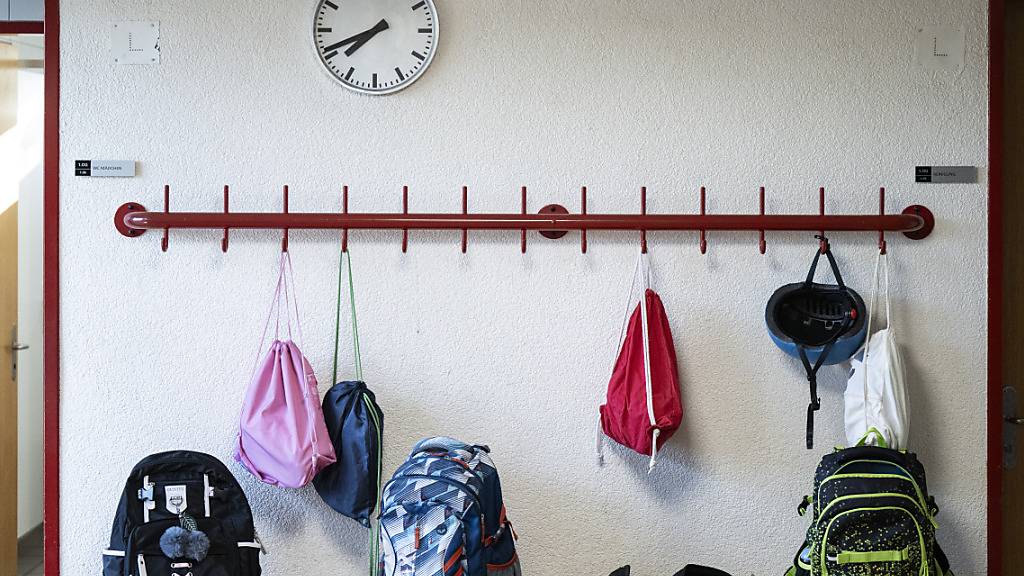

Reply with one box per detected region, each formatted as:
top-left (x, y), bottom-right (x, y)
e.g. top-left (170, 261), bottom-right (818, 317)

top-left (137, 483), bottom-right (154, 501)
top-left (797, 495), bottom-right (812, 517)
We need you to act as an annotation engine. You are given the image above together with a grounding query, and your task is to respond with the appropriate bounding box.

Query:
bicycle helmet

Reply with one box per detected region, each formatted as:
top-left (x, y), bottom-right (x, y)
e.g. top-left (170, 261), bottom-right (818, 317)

top-left (765, 237), bottom-right (866, 448)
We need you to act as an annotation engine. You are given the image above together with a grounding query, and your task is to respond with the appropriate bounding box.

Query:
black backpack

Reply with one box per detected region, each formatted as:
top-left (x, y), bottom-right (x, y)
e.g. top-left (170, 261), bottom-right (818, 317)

top-left (103, 451), bottom-right (263, 576)
top-left (786, 445), bottom-right (953, 576)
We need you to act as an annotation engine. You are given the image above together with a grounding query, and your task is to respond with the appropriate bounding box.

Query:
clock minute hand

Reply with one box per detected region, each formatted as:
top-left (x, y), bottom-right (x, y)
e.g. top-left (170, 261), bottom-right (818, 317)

top-left (344, 19), bottom-right (389, 55)
top-left (323, 19), bottom-right (390, 57)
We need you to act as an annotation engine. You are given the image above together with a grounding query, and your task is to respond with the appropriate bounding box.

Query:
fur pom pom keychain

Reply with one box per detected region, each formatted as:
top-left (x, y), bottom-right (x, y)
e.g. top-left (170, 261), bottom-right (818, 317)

top-left (160, 513), bottom-right (210, 562)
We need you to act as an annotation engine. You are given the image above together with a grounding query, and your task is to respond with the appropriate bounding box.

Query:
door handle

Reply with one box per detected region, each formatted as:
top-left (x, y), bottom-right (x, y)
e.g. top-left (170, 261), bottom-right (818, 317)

top-left (8, 325), bottom-right (27, 380)
top-left (1005, 386), bottom-right (1021, 469)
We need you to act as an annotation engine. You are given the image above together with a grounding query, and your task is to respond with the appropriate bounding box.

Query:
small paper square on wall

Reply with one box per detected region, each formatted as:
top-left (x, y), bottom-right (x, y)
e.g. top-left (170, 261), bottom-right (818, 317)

top-left (112, 22), bottom-right (161, 65)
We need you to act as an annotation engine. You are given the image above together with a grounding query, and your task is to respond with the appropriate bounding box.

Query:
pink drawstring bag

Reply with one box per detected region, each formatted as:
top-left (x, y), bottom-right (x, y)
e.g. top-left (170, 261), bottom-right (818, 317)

top-left (235, 252), bottom-right (336, 488)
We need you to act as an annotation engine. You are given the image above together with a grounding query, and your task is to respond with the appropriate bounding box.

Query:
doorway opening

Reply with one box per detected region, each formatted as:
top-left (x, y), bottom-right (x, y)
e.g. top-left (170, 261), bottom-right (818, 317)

top-left (0, 32), bottom-right (44, 576)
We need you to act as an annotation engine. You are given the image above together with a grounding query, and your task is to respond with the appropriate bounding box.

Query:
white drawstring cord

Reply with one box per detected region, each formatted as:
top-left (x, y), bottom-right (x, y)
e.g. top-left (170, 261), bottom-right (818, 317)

top-left (639, 254), bottom-right (659, 472)
top-left (596, 415), bottom-right (606, 465)
top-left (648, 429), bottom-right (661, 473)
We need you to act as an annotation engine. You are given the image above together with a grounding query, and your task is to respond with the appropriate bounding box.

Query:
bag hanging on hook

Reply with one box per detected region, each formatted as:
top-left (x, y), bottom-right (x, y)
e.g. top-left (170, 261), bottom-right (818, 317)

top-left (597, 252), bottom-right (684, 472)
top-left (765, 236), bottom-right (867, 449)
top-left (235, 252), bottom-right (337, 488)
top-left (313, 249), bottom-right (385, 536)
top-left (844, 248), bottom-right (910, 450)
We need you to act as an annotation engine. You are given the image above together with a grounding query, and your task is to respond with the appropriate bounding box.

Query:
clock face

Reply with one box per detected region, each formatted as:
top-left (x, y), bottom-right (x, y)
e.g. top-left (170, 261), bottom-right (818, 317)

top-left (313, 0), bottom-right (438, 95)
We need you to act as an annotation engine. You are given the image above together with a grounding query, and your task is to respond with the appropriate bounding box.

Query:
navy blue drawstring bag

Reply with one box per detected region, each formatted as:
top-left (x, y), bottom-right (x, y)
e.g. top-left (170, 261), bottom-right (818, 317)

top-left (314, 380), bottom-right (383, 525)
top-left (313, 250), bottom-right (384, 532)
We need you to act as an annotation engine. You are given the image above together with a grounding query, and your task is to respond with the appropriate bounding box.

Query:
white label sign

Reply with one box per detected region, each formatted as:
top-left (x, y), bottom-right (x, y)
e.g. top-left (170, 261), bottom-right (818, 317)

top-left (112, 21), bottom-right (160, 65)
top-left (75, 160), bottom-right (136, 177)
top-left (915, 27), bottom-right (965, 72)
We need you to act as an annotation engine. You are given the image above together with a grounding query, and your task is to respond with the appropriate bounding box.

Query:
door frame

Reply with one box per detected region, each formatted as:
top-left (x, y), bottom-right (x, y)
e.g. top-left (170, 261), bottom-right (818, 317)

top-left (42, 0), bottom-right (59, 574)
top-left (34, 1), bottom-right (1008, 575)
top-left (989, 0), bottom-right (1005, 574)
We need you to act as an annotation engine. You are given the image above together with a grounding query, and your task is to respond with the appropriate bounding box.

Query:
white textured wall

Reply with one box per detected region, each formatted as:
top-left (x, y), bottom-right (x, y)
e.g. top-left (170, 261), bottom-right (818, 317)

top-left (60, 2), bottom-right (989, 575)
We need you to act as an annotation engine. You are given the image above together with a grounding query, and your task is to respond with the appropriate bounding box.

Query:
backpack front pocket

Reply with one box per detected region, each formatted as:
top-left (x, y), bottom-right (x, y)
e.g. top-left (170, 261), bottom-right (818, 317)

top-left (819, 506), bottom-right (926, 576)
top-left (380, 504), bottom-right (465, 576)
top-left (127, 518), bottom-right (239, 576)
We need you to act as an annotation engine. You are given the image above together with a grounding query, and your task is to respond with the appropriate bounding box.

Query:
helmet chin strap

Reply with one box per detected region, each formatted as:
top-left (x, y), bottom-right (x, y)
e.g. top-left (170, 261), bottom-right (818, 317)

top-left (797, 308), bottom-right (856, 450)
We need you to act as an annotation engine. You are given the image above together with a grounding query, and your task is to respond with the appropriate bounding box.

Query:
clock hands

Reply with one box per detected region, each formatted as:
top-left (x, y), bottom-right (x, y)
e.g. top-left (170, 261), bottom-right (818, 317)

top-left (323, 19), bottom-right (390, 57)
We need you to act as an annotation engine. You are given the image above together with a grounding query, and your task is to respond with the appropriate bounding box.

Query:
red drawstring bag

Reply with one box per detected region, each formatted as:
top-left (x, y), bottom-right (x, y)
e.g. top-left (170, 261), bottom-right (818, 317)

top-left (598, 253), bottom-right (683, 472)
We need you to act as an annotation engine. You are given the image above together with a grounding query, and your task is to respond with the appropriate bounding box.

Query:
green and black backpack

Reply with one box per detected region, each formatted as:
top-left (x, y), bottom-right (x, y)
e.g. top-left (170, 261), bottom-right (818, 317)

top-left (785, 439), bottom-right (954, 576)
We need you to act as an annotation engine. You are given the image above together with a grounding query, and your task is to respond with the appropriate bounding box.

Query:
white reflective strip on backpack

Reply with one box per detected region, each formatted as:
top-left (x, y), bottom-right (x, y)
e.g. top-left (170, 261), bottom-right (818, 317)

top-left (137, 554), bottom-right (148, 576)
top-left (237, 542), bottom-right (262, 549)
top-left (203, 474), bottom-right (211, 517)
top-left (141, 476), bottom-right (154, 523)
top-left (102, 549), bottom-right (125, 557)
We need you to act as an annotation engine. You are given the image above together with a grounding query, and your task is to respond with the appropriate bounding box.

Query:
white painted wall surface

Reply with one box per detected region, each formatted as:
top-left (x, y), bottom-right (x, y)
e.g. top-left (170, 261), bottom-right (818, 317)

top-left (59, 2), bottom-right (989, 574)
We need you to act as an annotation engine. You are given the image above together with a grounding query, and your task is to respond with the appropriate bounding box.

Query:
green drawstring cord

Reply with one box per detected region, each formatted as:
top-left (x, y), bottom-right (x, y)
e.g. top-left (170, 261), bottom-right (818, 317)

top-left (332, 248), bottom-right (379, 576)
top-left (332, 249), bottom-right (363, 385)
top-left (347, 251), bottom-right (363, 382)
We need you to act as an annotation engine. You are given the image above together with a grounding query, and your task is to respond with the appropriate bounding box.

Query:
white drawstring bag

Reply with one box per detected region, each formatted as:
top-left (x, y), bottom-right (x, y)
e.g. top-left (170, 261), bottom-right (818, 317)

top-left (844, 248), bottom-right (910, 449)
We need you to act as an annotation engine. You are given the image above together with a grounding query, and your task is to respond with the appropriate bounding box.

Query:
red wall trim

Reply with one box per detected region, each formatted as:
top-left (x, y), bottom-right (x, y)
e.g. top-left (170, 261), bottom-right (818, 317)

top-left (989, 0), bottom-right (1005, 574)
top-left (43, 0), bottom-right (60, 574)
top-left (0, 21), bottom-right (43, 34)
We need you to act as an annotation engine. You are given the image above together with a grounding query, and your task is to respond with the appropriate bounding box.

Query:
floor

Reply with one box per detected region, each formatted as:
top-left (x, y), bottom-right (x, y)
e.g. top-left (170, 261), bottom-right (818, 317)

top-left (16, 525), bottom-right (43, 576)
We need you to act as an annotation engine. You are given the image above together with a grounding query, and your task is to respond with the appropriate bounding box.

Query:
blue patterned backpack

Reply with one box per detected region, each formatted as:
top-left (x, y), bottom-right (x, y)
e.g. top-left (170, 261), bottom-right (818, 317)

top-left (378, 437), bottom-right (521, 576)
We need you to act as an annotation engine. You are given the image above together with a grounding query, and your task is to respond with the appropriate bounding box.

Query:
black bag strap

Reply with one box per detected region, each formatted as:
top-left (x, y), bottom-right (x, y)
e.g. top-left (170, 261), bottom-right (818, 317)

top-left (935, 542), bottom-right (952, 574)
top-left (796, 236), bottom-right (857, 449)
top-left (804, 236), bottom-right (846, 288)
top-left (797, 313), bottom-right (853, 449)
top-left (798, 346), bottom-right (825, 450)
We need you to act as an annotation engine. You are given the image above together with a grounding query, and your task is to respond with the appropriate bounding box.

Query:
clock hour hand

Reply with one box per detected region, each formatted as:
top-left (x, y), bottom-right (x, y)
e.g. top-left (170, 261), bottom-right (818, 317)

top-left (323, 19), bottom-right (390, 57)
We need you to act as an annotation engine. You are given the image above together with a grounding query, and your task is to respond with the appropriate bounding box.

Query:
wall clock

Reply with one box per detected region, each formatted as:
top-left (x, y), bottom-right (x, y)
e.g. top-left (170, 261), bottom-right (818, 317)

top-left (313, 0), bottom-right (439, 95)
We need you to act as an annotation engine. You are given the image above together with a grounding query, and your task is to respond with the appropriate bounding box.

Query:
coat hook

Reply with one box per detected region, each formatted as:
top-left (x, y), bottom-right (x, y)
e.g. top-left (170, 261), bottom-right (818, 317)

top-left (699, 186), bottom-right (707, 255)
top-left (878, 187), bottom-right (887, 255)
top-left (161, 184), bottom-right (170, 252)
top-left (520, 186), bottom-right (527, 254)
top-left (461, 186), bottom-right (468, 254)
top-left (222, 185), bottom-right (229, 253)
top-left (282, 185), bottom-right (289, 253)
top-left (342, 185), bottom-right (349, 253)
top-left (818, 186), bottom-right (826, 253)
top-left (640, 186), bottom-right (648, 254)
top-left (581, 186), bottom-right (588, 254)
top-left (402, 185), bottom-right (409, 253)
top-left (759, 186), bottom-right (766, 255)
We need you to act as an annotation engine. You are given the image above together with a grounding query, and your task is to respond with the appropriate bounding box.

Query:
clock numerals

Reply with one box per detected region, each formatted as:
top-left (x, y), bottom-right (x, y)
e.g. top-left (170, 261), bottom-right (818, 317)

top-left (314, 0), bottom-right (437, 94)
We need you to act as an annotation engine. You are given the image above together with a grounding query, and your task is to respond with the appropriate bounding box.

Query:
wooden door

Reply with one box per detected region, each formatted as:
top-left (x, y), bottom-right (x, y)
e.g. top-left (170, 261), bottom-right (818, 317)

top-left (0, 36), bottom-right (19, 576)
top-left (0, 201), bottom-right (17, 576)
top-left (1004, 1), bottom-right (1024, 572)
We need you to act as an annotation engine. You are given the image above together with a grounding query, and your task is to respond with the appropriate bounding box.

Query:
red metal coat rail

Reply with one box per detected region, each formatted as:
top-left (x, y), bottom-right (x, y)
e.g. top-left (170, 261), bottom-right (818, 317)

top-left (114, 185), bottom-right (935, 254)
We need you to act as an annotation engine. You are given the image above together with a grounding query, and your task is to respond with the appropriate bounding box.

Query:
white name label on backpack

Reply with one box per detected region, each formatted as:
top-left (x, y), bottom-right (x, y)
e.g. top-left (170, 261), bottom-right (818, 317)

top-left (165, 485), bottom-right (188, 514)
